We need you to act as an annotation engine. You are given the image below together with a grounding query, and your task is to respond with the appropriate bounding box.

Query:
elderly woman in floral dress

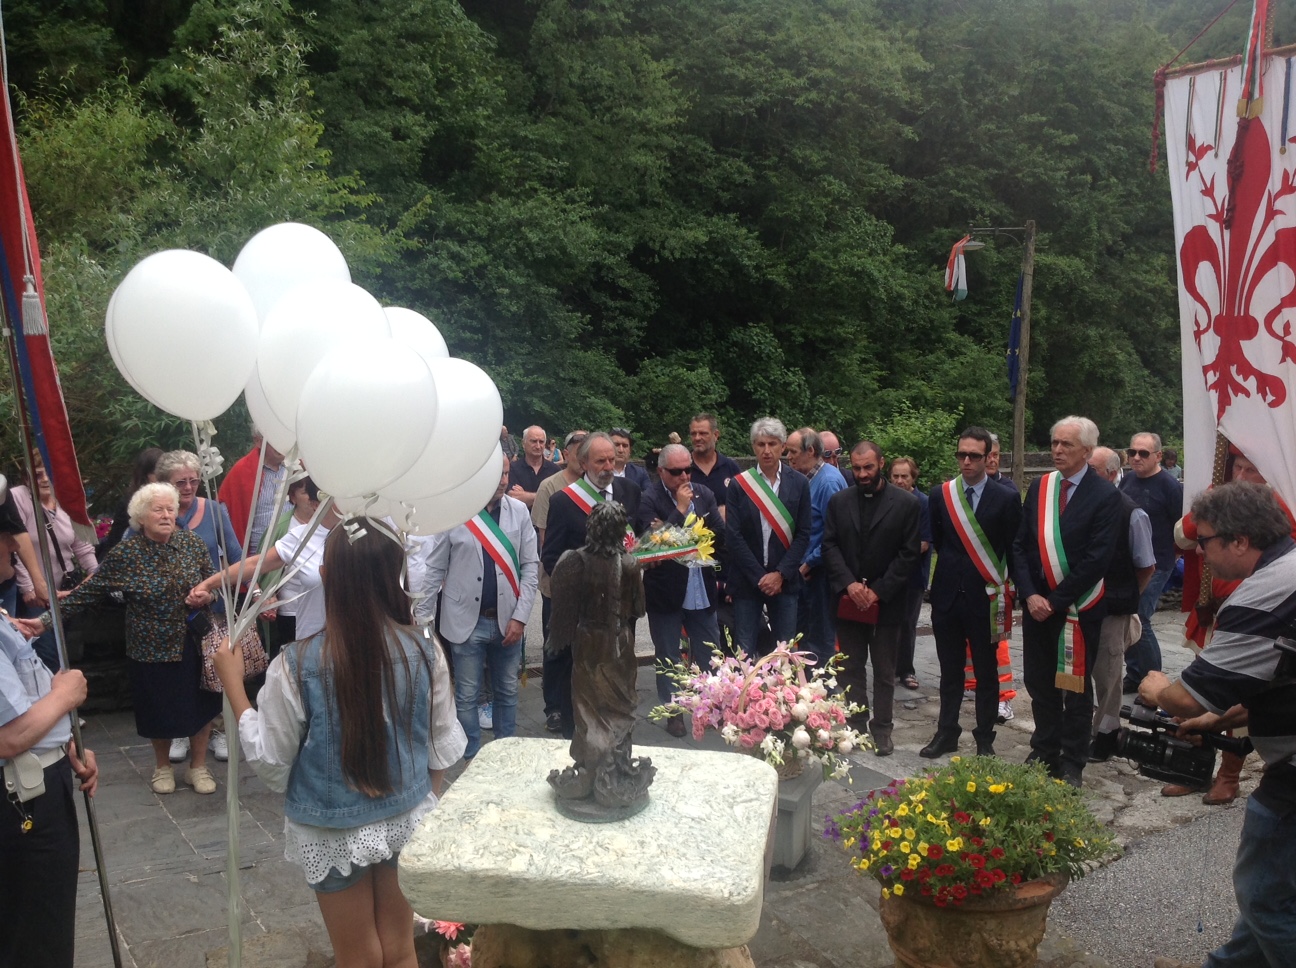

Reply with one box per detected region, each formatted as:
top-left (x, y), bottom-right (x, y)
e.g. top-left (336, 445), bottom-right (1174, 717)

top-left (17, 483), bottom-right (220, 795)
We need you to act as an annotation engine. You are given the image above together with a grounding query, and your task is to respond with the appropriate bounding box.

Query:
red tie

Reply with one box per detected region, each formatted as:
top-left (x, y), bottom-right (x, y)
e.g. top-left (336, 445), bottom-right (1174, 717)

top-left (1059, 479), bottom-right (1073, 515)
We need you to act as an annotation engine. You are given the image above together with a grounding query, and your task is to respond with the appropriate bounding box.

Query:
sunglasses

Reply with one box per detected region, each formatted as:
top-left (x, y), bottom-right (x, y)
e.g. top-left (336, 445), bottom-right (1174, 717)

top-left (955, 451), bottom-right (986, 462)
top-left (1126, 448), bottom-right (1154, 459)
top-left (171, 478), bottom-right (202, 488)
top-left (827, 448), bottom-right (842, 457)
top-left (660, 466), bottom-right (690, 477)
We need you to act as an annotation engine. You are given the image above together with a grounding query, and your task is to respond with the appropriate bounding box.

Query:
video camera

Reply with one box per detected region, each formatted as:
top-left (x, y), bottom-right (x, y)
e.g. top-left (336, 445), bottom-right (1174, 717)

top-left (1116, 703), bottom-right (1252, 788)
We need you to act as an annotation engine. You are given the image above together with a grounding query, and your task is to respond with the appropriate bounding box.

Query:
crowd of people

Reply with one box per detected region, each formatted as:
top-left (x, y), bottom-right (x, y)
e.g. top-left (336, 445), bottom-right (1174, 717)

top-left (4, 410), bottom-right (1295, 968)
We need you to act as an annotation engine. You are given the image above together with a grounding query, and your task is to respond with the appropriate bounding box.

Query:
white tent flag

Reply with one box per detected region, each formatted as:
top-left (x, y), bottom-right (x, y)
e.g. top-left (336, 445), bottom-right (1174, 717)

top-left (1165, 58), bottom-right (1296, 507)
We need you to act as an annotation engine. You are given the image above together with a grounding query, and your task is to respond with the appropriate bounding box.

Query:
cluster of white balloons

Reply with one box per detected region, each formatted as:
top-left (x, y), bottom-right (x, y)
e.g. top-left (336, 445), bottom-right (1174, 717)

top-left (106, 223), bottom-right (504, 535)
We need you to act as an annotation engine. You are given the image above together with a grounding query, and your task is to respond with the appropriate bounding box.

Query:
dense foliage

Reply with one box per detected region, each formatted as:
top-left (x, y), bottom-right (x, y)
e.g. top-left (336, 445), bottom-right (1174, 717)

top-left (0, 0), bottom-right (1270, 503)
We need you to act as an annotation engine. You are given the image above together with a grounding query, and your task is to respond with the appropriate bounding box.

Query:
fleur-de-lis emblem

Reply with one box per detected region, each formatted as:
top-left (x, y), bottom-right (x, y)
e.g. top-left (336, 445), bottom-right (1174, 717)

top-left (1180, 117), bottom-right (1296, 418)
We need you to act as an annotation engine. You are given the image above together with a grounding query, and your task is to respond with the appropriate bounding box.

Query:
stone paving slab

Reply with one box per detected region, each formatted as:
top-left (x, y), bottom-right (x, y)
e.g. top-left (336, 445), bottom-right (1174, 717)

top-left (71, 604), bottom-right (1233, 967)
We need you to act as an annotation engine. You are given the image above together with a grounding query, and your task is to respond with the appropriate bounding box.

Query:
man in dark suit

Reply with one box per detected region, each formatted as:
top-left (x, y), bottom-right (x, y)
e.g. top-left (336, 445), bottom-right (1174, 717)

top-left (725, 417), bottom-right (811, 656)
top-left (1012, 416), bottom-right (1121, 787)
top-left (635, 443), bottom-right (722, 736)
top-left (541, 432), bottom-right (642, 737)
top-left (823, 441), bottom-right (921, 755)
top-left (921, 426), bottom-right (1022, 759)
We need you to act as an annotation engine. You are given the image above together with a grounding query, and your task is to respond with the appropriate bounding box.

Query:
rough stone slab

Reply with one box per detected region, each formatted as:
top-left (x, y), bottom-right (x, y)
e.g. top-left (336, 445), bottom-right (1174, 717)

top-left (400, 737), bottom-right (778, 948)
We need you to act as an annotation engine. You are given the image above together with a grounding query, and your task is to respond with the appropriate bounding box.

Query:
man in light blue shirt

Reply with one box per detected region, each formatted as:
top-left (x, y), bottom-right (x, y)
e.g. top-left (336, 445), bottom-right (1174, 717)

top-left (787, 428), bottom-right (847, 663)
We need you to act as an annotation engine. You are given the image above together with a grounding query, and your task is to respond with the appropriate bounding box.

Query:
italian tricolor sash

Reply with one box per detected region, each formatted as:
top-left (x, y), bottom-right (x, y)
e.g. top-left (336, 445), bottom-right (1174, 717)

top-left (735, 469), bottom-right (794, 548)
top-left (465, 511), bottom-right (521, 597)
top-left (564, 478), bottom-right (604, 515)
top-left (941, 480), bottom-right (1010, 641)
top-left (1037, 472), bottom-right (1104, 693)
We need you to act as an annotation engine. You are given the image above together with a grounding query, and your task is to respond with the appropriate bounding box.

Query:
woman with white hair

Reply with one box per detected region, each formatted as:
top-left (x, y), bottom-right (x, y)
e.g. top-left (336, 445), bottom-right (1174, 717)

top-left (16, 483), bottom-right (221, 795)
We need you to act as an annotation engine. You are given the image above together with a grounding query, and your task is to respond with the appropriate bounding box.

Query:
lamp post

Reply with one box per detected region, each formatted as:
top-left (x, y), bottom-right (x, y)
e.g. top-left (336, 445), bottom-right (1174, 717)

top-left (964, 220), bottom-right (1037, 489)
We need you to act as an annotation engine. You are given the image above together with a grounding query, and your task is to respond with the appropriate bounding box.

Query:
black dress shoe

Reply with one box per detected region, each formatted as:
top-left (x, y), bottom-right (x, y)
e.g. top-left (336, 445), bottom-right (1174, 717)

top-left (873, 734), bottom-right (894, 756)
top-left (1088, 730), bottom-right (1118, 763)
top-left (1025, 751), bottom-right (1063, 779)
top-left (1061, 766), bottom-right (1084, 789)
top-left (975, 739), bottom-right (996, 757)
top-left (545, 711), bottom-right (563, 733)
top-left (920, 731), bottom-right (960, 759)
top-left (665, 714), bottom-right (687, 738)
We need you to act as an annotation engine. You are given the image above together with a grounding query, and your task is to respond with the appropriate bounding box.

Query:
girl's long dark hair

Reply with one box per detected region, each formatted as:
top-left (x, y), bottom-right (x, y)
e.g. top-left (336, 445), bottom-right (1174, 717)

top-left (318, 519), bottom-right (422, 797)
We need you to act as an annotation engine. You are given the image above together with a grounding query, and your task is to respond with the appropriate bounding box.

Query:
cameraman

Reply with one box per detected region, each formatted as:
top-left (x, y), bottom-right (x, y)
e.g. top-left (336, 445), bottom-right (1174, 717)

top-left (1139, 482), bottom-right (1296, 968)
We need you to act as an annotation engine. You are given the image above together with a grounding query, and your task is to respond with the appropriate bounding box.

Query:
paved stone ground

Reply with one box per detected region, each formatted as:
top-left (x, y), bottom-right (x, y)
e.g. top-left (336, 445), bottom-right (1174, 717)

top-left (70, 605), bottom-right (1241, 967)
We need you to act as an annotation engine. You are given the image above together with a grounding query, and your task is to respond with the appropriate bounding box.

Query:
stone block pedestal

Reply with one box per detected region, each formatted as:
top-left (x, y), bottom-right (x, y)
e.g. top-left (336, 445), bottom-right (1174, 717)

top-left (399, 737), bottom-right (778, 953)
top-left (771, 764), bottom-right (823, 871)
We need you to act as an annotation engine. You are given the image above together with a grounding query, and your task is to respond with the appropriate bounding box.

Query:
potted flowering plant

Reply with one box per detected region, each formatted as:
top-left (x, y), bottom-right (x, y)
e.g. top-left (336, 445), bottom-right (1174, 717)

top-left (828, 756), bottom-right (1113, 968)
top-left (650, 640), bottom-right (870, 779)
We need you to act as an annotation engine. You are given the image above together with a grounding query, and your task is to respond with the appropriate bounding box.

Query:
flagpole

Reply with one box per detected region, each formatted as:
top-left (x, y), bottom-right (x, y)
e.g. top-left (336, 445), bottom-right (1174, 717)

top-left (1011, 220), bottom-right (1036, 490)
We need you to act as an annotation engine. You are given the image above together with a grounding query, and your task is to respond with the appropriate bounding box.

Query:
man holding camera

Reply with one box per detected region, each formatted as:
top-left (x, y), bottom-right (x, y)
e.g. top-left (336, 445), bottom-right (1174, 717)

top-left (1141, 482), bottom-right (1296, 968)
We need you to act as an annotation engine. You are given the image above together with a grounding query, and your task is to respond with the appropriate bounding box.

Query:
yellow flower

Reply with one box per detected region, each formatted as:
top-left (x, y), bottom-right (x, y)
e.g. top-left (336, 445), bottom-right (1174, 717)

top-left (844, 837), bottom-right (856, 848)
top-left (858, 857), bottom-right (870, 870)
top-left (907, 853), bottom-right (921, 870)
top-left (889, 826), bottom-right (903, 839)
top-left (980, 817), bottom-right (993, 827)
top-left (900, 842), bottom-right (911, 854)
top-left (893, 884), bottom-right (905, 896)
top-left (904, 828), bottom-right (917, 841)
top-left (1073, 838), bottom-right (1086, 848)
top-left (989, 784), bottom-right (1007, 794)
top-left (881, 887), bottom-right (891, 900)
top-left (946, 837), bottom-right (963, 852)
top-left (950, 756), bottom-right (961, 763)
top-left (896, 803), bottom-right (909, 817)
top-left (966, 781), bottom-right (977, 792)
top-left (918, 841), bottom-right (930, 856)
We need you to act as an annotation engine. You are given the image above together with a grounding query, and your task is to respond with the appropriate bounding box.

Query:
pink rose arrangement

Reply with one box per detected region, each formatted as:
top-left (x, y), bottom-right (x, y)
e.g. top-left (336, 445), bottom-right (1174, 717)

top-left (650, 639), bottom-right (870, 779)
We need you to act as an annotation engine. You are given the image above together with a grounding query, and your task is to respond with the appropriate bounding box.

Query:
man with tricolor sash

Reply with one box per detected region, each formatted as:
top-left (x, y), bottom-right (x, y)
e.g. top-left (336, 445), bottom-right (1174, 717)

top-left (425, 454), bottom-right (539, 760)
top-left (542, 433), bottom-right (642, 736)
top-left (724, 418), bottom-right (811, 657)
top-left (1011, 416), bottom-right (1122, 787)
top-left (921, 427), bottom-right (1021, 760)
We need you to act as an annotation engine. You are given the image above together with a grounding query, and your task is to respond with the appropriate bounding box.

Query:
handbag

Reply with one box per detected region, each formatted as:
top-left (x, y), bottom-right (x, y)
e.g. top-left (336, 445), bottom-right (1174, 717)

top-left (45, 517), bottom-right (87, 591)
top-left (836, 590), bottom-right (879, 624)
top-left (195, 607), bottom-right (268, 692)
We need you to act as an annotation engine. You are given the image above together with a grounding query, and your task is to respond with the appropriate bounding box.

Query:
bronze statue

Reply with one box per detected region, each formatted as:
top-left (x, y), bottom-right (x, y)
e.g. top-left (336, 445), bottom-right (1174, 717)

top-left (546, 501), bottom-right (655, 821)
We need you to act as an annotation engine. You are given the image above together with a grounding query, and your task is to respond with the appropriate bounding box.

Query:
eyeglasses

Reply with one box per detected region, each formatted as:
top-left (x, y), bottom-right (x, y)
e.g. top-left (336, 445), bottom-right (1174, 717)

top-left (609, 428), bottom-right (632, 440)
top-left (661, 466), bottom-right (690, 477)
top-left (955, 451), bottom-right (986, 462)
top-left (1126, 448), bottom-right (1154, 459)
top-left (827, 448), bottom-right (842, 457)
top-left (171, 478), bottom-right (201, 488)
top-left (1197, 532), bottom-right (1232, 549)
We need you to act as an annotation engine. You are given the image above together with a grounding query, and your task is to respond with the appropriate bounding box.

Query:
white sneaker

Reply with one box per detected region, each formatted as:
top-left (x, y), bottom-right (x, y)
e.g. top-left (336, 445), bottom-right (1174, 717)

top-left (209, 729), bottom-right (229, 762)
top-left (478, 702), bottom-right (494, 731)
top-left (997, 700), bottom-right (1015, 723)
top-left (169, 737), bottom-right (190, 762)
top-left (185, 766), bottom-right (216, 795)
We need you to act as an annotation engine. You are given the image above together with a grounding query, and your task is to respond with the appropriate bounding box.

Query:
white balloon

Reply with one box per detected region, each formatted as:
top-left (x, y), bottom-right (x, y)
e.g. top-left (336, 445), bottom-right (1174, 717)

top-left (295, 338), bottom-right (437, 498)
top-left (109, 249), bottom-right (260, 421)
top-left (332, 492), bottom-right (404, 520)
top-left (233, 223), bottom-right (351, 320)
top-left (103, 289), bottom-right (150, 398)
top-left (385, 307), bottom-right (449, 364)
top-left (378, 358), bottom-right (503, 501)
top-left (403, 444), bottom-right (505, 535)
top-left (243, 367), bottom-right (296, 454)
top-left (257, 280), bottom-right (391, 433)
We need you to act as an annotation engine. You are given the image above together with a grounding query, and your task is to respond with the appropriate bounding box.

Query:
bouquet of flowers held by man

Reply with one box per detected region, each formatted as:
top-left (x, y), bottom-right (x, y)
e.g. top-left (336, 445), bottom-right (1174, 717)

top-left (630, 512), bottom-right (716, 565)
top-left (650, 639), bottom-right (869, 779)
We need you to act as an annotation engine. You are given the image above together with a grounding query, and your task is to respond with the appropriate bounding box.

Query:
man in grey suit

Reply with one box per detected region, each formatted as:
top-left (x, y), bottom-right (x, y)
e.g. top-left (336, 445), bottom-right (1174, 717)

top-left (425, 455), bottom-right (540, 759)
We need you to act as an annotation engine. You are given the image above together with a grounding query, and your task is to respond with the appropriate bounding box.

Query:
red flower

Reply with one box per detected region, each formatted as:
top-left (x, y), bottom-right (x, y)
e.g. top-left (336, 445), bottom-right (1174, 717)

top-left (991, 869), bottom-right (1006, 883)
top-left (990, 847), bottom-right (1005, 859)
top-left (975, 870), bottom-right (994, 887)
top-left (952, 885), bottom-right (968, 899)
top-left (918, 868), bottom-right (932, 882)
top-left (954, 811), bottom-right (971, 825)
top-left (934, 896), bottom-right (947, 907)
top-left (1011, 873), bottom-right (1022, 885)
top-left (882, 841), bottom-right (892, 851)
top-left (901, 869), bottom-right (915, 881)
top-left (1044, 832), bottom-right (1055, 842)
top-left (970, 836), bottom-right (983, 847)
top-left (927, 844), bottom-right (944, 860)
top-left (921, 886), bottom-right (932, 895)
top-left (969, 854), bottom-right (986, 869)
top-left (936, 864), bottom-right (956, 877)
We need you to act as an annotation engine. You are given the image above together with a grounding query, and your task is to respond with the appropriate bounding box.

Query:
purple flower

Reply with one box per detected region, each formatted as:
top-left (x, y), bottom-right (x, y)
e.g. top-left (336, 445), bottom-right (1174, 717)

top-left (880, 864), bottom-right (894, 878)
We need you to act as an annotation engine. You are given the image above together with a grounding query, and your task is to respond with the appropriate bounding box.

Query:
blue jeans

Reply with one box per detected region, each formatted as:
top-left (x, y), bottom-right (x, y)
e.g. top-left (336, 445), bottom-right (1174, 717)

top-left (647, 608), bottom-right (722, 704)
top-left (448, 615), bottom-right (521, 759)
top-left (1206, 795), bottom-right (1296, 967)
top-left (797, 566), bottom-right (833, 666)
top-left (733, 592), bottom-right (798, 657)
top-left (1125, 565), bottom-right (1172, 685)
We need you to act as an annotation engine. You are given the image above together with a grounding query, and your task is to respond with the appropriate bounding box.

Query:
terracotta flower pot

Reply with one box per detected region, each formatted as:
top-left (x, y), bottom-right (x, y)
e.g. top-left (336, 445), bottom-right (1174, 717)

top-left (878, 872), bottom-right (1069, 968)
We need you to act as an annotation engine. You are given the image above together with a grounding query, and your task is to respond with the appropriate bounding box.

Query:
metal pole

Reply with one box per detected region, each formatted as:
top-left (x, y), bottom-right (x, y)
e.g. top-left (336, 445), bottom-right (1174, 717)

top-left (1011, 220), bottom-right (1037, 490)
top-left (0, 325), bottom-right (124, 968)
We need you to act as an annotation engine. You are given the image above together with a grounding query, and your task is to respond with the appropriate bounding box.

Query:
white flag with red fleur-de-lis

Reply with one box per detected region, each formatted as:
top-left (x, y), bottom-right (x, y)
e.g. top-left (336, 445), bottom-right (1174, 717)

top-left (1165, 58), bottom-right (1296, 508)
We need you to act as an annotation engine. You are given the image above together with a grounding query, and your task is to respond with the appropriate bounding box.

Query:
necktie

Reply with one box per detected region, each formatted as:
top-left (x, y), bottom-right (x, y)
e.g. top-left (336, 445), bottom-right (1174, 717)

top-left (1059, 479), bottom-right (1073, 514)
top-left (965, 485), bottom-right (976, 512)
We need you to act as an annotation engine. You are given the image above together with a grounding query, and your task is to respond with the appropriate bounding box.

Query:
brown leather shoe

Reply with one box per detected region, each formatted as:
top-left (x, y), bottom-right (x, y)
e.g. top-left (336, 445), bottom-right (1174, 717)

top-left (1160, 783), bottom-right (1202, 797)
top-left (665, 715), bottom-right (687, 738)
top-left (1203, 751), bottom-right (1243, 805)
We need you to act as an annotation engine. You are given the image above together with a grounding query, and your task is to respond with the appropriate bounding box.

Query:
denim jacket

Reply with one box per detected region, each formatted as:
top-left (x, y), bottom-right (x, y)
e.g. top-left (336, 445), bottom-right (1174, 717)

top-left (281, 628), bottom-right (434, 828)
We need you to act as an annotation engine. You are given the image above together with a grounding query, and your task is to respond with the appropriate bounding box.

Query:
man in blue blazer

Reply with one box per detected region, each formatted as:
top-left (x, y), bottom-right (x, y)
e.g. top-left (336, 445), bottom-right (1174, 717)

top-left (1012, 416), bottom-right (1121, 787)
top-left (922, 427), bottom-right (1022, 759)
top-left (725, 418), bottom-right (811, 656)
